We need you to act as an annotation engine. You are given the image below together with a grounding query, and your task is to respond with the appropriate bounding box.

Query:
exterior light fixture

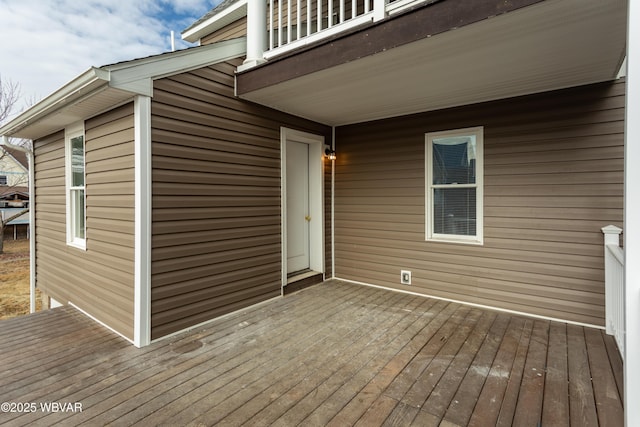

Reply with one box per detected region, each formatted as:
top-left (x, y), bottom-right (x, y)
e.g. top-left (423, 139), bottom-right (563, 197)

top-left (325, 147), bottom-right (336, 160)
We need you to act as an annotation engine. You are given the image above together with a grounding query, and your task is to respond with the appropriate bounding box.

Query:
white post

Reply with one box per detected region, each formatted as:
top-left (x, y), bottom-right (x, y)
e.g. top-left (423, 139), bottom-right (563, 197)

top-left (373, 0), bottom-right (385, 21)
top-left (603, 225), bottom-right (623, 245)
top-left (241, 0), bottom-right (267, 71)
top-left (602, 225), bottom-right (623, 335)
top-left (625, 1), bottom-right (640, 425)
top-left (134, 95), bottom-right (152, 348)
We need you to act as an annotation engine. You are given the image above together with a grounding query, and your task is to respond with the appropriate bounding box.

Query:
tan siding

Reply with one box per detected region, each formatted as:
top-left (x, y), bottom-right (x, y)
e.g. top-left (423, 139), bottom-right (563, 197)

top-left (34, 103), bottom-right (136, 340)
top-left (201, 17), bottom-right (247, 45)
top-left (334, 80), bottom-right (625, 326)
top-left (151, 58), bottom-right (331, 339)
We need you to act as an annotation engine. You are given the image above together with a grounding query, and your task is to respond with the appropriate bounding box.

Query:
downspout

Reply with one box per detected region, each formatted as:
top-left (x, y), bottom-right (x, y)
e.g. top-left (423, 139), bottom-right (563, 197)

top-left (331, 127), bottom-right (336, 279)
top-left (1, 135), bottom-right (35, 312)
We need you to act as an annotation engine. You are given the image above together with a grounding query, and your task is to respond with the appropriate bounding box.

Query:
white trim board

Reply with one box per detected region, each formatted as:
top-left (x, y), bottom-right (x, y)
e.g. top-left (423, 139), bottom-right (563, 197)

top-left (134, 95), bottom-right (152, 348)
top-left (105, 37), bottom-right (247, 96)
top-left (624, 1), bottom-right (640, 424)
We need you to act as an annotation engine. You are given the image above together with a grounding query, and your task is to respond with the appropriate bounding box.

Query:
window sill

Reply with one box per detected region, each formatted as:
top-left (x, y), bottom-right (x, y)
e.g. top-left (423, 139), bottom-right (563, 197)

top-left (67, 240), bottom-right (87, 251)
top-left (427, 236), bottom-right (483, 246)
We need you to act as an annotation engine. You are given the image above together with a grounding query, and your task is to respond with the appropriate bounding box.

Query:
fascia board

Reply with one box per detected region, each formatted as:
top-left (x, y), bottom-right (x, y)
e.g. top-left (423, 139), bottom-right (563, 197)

top-left (0, 37), bottom-right (247, 141)
top-left (0, 67), bottom-right (110, 138)
top-left (182, 0), bottom-right (247, 43)
top-left (106, 37), bottom-right (247, 94)
top-left (0, 38), bottom-right (246, 140)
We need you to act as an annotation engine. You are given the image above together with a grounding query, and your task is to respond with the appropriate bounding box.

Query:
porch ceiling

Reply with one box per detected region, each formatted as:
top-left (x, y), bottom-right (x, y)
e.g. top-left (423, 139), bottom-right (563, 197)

top-left (237, 0), bottom-right (627, 126)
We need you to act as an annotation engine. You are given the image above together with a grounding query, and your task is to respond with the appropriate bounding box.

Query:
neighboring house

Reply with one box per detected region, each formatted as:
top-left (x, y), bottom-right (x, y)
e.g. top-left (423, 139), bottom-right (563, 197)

top-left (0, 0), bottom-right (637, 421)
top-left (0, 146), bottom-right (29, 239)
top-left (0, 146), bottom-right (28, 189)
top-left (0, 186), bottom-right (28, 208)
top-left (1, 187), bottom-right (29, 240)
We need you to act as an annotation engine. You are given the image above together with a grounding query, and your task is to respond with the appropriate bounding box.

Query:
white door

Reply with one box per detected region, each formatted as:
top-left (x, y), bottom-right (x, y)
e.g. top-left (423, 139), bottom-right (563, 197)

top-left (286, 140), bottom-right (310, 273)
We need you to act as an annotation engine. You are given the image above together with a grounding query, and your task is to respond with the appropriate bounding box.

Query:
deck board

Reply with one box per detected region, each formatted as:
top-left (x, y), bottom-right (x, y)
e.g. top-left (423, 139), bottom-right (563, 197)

top-left (542, 321), bottom-right (570, 427)
top-left (0, 280), bottom-right (623, 426)
top-left (512, 319), bottom-right (549, 426)
top-left (568, 324), bottom-right (600, 427)
top-left (584, 328), bottom-right (624, 426)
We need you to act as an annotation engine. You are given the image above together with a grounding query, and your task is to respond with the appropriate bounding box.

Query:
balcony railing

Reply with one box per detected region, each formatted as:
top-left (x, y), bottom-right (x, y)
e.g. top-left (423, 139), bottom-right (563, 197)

top-left (265, 0), bottom-right (384, 57)
top-left (241, 0), bottom-right (435, 70)
top-left (602, 225), bottom-right (624, 359)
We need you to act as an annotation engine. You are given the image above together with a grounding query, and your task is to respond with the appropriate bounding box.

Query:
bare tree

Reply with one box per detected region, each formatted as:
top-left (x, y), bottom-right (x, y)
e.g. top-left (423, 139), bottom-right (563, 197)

top-left (0, 75), bottom-right (29, 254)
top-left (0, 75), bottom-right (20, 124)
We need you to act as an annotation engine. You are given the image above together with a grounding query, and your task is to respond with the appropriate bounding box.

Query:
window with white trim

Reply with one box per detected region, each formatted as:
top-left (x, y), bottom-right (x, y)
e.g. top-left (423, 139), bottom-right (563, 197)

top-left (426, 126), bottom-right (483, 244)
top-left (65, 122), bottom-right (86, 249)
top-left (0, 175), bottom-right (7, 186)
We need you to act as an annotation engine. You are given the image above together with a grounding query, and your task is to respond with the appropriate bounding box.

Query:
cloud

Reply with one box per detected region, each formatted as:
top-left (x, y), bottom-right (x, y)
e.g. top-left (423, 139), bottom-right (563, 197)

top-left (0, 0), bottom-right (216, 120)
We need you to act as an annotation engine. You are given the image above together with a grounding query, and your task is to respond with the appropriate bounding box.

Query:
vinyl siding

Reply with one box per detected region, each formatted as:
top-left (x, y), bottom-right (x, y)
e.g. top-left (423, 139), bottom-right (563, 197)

top-left (150, 58), bottom-right (330, 339)
top-left (34, 103), bottom-right (135, 339)
top-left (333, 80), bottom-right (625, 326)
top-left (201, 17), bottom-right (247, 45)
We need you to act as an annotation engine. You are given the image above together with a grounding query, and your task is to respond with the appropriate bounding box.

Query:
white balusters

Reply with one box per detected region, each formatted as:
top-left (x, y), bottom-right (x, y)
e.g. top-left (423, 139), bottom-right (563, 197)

top-left (602, 225), bottom-right (624, 359)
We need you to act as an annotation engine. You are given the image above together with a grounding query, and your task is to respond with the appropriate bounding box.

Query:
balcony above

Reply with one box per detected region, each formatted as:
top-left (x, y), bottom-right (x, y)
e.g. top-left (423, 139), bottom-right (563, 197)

top-left (232, 0), bottom-right (627, 126)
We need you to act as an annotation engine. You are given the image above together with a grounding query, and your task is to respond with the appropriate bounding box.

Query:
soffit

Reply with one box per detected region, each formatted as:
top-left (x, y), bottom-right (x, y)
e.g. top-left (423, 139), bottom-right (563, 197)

top-left (13, 87), bottom-right (134, 140)
top-left (238, 0), bottom-right (627, 126)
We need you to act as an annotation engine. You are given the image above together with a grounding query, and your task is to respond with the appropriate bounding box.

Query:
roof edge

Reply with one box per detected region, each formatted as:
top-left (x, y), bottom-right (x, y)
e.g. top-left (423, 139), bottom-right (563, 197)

top-left (182, 0), bottom-right (247, 43)
top-left (106, 37), bottom-right (247, 96)
top-left (1, 38), bottom-right (247, 140)
top-left (0, 67), bottom-right (110, 138)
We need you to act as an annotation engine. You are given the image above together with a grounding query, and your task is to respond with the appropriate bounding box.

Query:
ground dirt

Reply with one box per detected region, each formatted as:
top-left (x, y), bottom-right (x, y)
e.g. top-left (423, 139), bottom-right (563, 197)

top-left (0, 239), bottom-right (41, 320)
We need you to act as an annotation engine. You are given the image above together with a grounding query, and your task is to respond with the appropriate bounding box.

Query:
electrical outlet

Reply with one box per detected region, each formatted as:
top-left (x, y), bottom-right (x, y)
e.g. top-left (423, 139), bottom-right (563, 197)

top-left (401, 270), bottom-right (412, 285)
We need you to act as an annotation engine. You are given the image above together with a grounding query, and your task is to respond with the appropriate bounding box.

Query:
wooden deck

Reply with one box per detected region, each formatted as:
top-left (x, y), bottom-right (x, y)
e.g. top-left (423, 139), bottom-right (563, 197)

top-left (0, 280), bottom-right (623, 426)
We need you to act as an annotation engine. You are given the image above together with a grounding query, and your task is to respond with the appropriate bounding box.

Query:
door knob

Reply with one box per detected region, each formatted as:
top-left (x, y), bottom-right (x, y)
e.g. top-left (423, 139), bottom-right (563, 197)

top-left (305, 215), bottom-right (311, 222)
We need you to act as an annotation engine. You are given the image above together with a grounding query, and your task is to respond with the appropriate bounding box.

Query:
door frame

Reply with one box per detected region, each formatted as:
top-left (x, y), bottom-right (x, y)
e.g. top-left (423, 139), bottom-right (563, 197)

top-left (281, 127), bottom-right (325, 290)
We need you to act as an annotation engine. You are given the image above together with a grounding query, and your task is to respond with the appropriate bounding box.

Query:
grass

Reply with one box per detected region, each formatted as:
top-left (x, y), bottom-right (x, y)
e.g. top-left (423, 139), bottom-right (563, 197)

top-left (0, 238), bottom-right (41, 320)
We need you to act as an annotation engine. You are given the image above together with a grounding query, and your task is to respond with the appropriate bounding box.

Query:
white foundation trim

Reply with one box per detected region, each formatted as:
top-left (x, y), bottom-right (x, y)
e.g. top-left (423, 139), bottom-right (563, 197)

top-left (69, 302), bottom-right (135, 345)
top-left (149, 295), bottom-right (281, 344)
top-left (334, 277), bottom-right (604, 330)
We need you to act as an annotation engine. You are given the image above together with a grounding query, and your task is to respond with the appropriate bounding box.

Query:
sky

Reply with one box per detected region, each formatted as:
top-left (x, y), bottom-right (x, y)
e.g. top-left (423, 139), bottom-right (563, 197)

top-left (0, 0), bottom-right (221, 121)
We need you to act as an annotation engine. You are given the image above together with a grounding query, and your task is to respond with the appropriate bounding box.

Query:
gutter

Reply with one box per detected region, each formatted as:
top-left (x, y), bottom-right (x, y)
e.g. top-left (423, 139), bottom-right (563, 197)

top-left (0, 136), bottom-right (35, 312)
top-left (0, 67), bottom-right (110, 138)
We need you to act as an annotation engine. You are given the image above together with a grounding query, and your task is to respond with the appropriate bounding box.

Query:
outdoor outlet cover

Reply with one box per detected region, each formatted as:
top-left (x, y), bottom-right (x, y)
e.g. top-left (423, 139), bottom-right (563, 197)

top-left (401, 270), bottom-right (412, 285)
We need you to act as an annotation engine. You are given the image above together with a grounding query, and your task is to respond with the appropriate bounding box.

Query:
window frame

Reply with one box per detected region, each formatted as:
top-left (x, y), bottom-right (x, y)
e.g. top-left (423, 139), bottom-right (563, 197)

top-left (65, 122), bottom-right (87, 250)
top-left (0, 175), bottom-right (7, 186)
top-left (425, 126), bottom-right (484, 245)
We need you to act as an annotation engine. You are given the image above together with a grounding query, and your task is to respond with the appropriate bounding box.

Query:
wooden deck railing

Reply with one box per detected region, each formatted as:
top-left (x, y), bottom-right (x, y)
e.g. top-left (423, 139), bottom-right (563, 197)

top-left (602, 225), bottom-right (624, 359)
